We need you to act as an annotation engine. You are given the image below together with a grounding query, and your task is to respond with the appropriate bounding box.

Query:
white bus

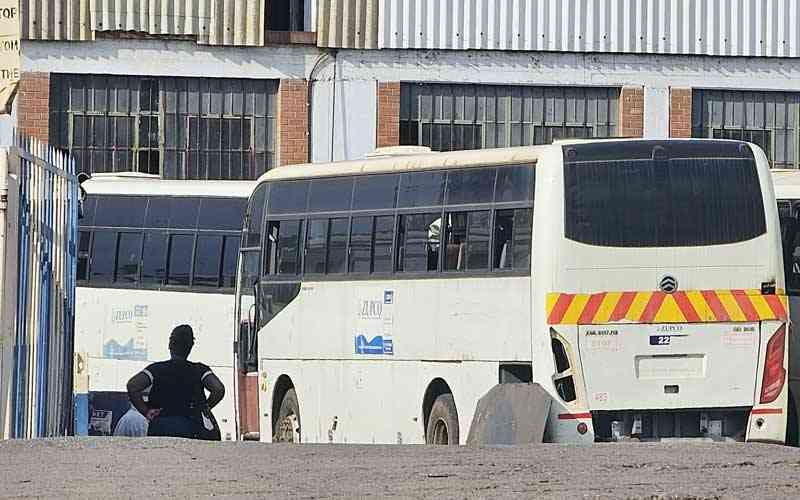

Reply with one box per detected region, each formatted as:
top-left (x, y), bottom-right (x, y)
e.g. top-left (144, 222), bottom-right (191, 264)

top-left (771, 168), bottom-right (800, 445)
top-left (236, 140), bottom-right (788, 445)
top-left (75, 173), bottom-right (254, 440)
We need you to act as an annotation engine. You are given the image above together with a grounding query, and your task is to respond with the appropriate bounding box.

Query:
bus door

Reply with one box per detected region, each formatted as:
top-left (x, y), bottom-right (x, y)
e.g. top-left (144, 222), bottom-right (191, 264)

top-left (236, 249), bottom-right (261, 439)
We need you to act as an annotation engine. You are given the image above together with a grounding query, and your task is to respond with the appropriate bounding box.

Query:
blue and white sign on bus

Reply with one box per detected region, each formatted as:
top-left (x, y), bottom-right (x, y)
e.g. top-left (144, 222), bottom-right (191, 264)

top-left (354, 289), bottom-right (395, 356)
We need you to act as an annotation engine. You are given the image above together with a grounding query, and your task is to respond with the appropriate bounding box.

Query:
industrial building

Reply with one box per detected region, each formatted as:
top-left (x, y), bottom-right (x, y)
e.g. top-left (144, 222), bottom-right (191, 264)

top-left (17, 1), bottom-right (800, 174)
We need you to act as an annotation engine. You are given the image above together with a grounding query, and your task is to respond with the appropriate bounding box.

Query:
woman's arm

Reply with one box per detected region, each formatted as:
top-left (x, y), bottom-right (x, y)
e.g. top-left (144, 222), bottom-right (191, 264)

top-left (127, 372), bottom-right (160, 421)
top-left (202, 372), bottom-right (226, 410)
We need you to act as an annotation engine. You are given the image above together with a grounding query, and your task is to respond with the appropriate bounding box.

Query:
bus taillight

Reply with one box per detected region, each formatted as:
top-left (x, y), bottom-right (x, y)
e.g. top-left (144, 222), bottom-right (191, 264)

top-left (759, 325), bottom-right (787, 404)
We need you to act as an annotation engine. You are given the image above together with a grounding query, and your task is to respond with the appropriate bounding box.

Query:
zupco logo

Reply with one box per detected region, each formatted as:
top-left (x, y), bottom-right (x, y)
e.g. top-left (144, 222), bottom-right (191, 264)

top-left (659, 275), bottom-right (678, 294)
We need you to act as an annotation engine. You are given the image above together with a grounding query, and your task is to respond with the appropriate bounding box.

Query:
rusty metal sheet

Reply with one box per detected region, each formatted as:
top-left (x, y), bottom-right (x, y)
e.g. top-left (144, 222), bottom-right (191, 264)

top-left (317, 0), bottom-right (378, 49)
top-left (22, 0), bottom-right (263, 46)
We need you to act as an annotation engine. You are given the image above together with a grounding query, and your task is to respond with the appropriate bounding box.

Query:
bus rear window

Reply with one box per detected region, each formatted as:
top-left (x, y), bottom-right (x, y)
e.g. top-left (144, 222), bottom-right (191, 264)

top-left (564, 142), bottom-right (766, 247)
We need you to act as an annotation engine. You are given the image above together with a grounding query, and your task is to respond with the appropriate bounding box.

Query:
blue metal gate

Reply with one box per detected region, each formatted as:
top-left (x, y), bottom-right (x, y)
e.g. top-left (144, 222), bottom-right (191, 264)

top-left (8, 137), bottom-right (78, 438)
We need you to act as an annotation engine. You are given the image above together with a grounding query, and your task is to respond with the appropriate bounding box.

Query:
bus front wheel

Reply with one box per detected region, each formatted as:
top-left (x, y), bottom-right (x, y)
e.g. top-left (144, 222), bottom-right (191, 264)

top-left (426, 393), bottom-right (459, 445)
top-left (274, 388), bottom-right (301, 443)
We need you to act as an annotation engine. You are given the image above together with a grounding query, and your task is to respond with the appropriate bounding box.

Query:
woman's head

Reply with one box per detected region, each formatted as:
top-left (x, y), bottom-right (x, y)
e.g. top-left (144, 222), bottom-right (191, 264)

top-left (169, 324), bottom-right (195, 358)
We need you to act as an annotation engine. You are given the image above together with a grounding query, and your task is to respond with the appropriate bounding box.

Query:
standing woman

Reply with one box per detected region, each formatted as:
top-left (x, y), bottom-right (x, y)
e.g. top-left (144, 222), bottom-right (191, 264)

top-left (127, 324), bottom-right (225, 439)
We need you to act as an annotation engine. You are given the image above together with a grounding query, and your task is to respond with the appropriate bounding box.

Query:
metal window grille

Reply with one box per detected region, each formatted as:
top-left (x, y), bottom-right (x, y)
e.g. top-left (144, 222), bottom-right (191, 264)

top-left (50, 74), bottom-right (278, 180)
top-left (400, 83), bottom-right (619, 152)
top-left (693, 90), bottom-right (800, 169)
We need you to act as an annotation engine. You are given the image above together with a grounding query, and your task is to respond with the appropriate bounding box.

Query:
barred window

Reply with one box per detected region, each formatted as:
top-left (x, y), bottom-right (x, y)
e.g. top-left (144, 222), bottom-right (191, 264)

top-left (400, 83), bottom-right (618, 152)
top-left (694, 90), bottom-right (800, 169)
top-left (50, 74), bottom-right (278, 180)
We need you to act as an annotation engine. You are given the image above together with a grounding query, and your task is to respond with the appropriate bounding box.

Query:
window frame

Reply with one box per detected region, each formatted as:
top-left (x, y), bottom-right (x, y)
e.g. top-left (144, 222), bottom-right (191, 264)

top-left (400, 82), bottom-right (619, 152)
top-left (257, 164), bottom-right (534, 283)
top-left (52, 74), bottom-right (279, 180)
top-left (78, 193), bottom-right (247, 294)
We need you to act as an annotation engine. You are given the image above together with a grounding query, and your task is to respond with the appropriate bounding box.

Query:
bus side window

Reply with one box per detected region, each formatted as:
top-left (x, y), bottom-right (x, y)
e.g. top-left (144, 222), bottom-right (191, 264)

top-left (372, 216), bottom-right (394, 273)
top-left (444, 211), bottom-right (490, 271)
top-left (77, 230), bottom-right (91, 282)
top-left (263, 222), bottom-right (279, 275)
top-left (169, 198), bottom-right (200, 230)
top-left (327, 218), bottom-right (349, 274)
top-left (493, 208), bottom-right (532, 270)
top-left (446, 168), bottom-right (496, 205)
top-left (90, 231), bottom-right (116, 283)
top-left (115, 232), bottom-right (143, 283)
top-left (277, 221), bottom-right (302, 274)
top-left (495, 165), bottom-right (534, 203)
top-left (221, 236), bottom-right (240, 288)
top-left (167, 234), bottom-right (195, 286)
top-left (199, 198), bottom-right (247, 231)
top-left (245, 184), bottom-right (267, 248)
top-left (95, 195), bottom-right (146, 228)
top-left (349, 216), bottom-right (374, 273)
top-left (397, 213), bottom-right (440, 272)
top-left (263, 220), bottom-right (302, 276)
top-left (193, 234), bottom-right (224, 287)
top-left (141, 232), bottom-right (168, 285)
top-left (304, 219), bottom-right (329, 274)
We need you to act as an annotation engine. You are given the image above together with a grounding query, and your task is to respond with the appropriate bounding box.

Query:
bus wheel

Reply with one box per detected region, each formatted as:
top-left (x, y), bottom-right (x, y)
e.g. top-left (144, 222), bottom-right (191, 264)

top-left (274, 388), bottom-right (301, 443)
top-left (426, 393), bottom-right (459, 445)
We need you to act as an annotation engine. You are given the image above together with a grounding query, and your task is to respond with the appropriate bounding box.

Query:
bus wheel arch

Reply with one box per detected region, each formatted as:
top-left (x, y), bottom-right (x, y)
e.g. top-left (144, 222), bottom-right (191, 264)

top-left (272, 375), bottom-right (300, 443)
top-left (422, 378), bottom-right (459, 445)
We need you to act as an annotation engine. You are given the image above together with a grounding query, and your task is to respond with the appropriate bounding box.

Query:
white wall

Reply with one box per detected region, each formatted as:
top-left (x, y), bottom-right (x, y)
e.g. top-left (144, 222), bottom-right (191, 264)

top-left (310, 58), bottom-right (377, 163)
top-left (22, 40), bottom-right (321, 80)
top-left (337, 49), bottom-right (800, 92)
top-left (329, 49), bottom-right (800, 153)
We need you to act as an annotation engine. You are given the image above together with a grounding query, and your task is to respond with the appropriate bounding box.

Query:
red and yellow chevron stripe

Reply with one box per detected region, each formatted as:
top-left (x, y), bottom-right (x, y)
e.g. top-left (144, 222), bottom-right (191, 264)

top-left (546, 290), bottom-right (788, 325)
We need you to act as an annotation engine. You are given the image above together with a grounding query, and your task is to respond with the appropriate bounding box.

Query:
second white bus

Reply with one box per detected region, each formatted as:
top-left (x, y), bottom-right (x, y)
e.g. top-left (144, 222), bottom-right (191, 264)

top-left (75, 173), bottom-right (254, 439)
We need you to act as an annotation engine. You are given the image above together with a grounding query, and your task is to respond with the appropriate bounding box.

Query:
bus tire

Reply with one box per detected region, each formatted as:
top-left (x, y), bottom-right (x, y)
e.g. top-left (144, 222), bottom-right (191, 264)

top-left (274, 388), bottom-right (301, 443)
top-left (426, 393), bottom-right (459, 445)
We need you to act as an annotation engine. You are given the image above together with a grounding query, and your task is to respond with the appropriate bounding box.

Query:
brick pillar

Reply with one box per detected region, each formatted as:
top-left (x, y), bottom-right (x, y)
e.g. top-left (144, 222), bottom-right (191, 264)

top-left (278, 79), bottom-right (309, 166)
top-left (376, 82), bottom-right (400, 148)
top-left (619, 86), bottom-right (644, 138)
top-left (17, 72), bottom-right (50, 143)
top-left (669, 88), bottom-right (693, 138)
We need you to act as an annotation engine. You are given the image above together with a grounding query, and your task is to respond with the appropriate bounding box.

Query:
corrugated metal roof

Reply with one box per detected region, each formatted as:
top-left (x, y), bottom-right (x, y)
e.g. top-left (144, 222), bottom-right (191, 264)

top-left (377, 0), bottom-right (800, 57)
top-left (22, 0), bottom-right (93, 41)
top-left (22, 0), bottom-right (264, 46)
top-left (317, 0), bottom-right (378, 49)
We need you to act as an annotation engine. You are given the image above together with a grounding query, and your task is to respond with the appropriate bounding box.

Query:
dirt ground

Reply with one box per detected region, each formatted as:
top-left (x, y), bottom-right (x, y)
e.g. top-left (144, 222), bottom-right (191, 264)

top-left (1, 438), bottom-right (799, 499)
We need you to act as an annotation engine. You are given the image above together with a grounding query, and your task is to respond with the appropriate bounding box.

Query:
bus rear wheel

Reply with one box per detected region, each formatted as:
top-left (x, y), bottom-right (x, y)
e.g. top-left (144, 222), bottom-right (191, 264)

top-left (426, 393), bottom-right (459, 445)
top-left (274, 388), bottom-right (301, 443)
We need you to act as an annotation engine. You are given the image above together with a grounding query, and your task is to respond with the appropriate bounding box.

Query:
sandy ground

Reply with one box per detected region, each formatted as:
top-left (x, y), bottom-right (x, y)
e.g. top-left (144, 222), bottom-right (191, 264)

top-left (1, 438), bottom-right (799, 499)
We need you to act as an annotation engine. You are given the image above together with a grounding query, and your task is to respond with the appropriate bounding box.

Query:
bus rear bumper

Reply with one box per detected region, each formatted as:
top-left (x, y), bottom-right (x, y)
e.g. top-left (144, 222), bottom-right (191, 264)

top-left (589, 408), bottom-right (752, 443)
top-left (746, 407), bottom-right (787, 444)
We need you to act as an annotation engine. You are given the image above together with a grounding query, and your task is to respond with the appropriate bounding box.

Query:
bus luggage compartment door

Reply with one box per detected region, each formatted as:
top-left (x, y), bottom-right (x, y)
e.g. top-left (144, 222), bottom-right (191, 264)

top-left (578, 323), bottom-right (760, 410)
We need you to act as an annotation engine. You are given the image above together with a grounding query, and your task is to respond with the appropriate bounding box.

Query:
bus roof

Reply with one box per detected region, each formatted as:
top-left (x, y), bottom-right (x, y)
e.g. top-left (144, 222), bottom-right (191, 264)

top-left (81, 174), bottom-right (257, 198)
top-left (771, 169), bottom-right (800, 200)
top-left (254, 138), bottom-right (756, 185)
top-left (255, 144), bottom-right (551, 184)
